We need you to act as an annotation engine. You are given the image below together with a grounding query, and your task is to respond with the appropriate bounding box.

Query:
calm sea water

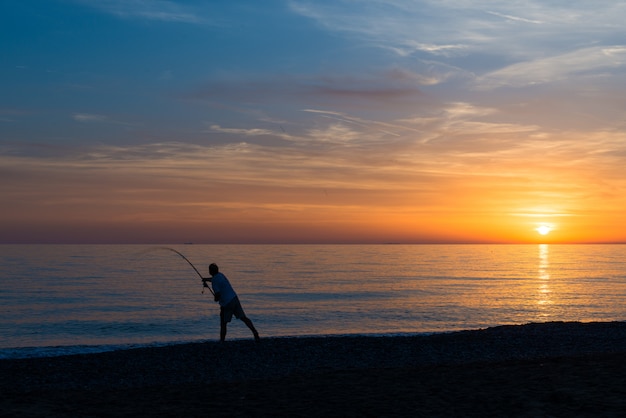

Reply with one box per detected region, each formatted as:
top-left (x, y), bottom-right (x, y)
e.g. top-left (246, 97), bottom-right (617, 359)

top-left (1, 244), bottom-right (626, 358)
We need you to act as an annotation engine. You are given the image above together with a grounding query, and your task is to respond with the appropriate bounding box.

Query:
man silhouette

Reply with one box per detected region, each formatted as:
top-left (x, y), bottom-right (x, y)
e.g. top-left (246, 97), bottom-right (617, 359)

top-left (204, 263), bottom-right (260, 342)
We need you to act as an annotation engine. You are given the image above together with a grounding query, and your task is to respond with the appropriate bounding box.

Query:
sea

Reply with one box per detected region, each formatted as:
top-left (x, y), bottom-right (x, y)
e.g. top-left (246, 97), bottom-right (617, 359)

top-left (1, 244), bottom-right (626, 359)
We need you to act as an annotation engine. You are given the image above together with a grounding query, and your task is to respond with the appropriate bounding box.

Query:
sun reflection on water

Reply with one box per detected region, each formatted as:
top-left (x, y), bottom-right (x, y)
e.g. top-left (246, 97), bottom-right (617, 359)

top-left (537, 244), bottom-right (551, 313)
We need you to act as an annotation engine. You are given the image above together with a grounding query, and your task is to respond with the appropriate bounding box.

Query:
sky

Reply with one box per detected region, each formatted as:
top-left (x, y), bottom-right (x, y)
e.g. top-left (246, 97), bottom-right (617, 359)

top-left (2, 0), bottom-right (626, 244)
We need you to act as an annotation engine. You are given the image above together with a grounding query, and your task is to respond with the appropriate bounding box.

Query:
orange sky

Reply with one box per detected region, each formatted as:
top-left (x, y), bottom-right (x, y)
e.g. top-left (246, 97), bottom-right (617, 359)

top-left (4, 124), bottom-right (625, 243)
top-left (2, 1), bottom-right (626, 243)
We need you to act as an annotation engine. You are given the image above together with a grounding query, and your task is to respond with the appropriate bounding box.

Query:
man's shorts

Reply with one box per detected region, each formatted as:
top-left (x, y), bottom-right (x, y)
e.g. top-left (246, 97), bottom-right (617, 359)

top-left (220, 296), bottom-right (247, 323)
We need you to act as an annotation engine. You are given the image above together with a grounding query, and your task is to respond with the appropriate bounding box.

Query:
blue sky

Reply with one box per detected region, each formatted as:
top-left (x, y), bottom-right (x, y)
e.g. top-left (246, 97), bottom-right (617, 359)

top-left (2, 1), bottom-right (626, 243)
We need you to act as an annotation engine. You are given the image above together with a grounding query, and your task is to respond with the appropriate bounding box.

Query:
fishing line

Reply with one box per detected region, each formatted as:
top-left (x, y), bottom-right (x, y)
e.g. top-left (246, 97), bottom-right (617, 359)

top-left (157, 247), bottom-right (215, 296)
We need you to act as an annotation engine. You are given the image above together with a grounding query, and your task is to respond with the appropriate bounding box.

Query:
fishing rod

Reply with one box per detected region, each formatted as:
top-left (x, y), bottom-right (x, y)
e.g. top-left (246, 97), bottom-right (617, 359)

top-left (160, 247), bottom-right (214, 296)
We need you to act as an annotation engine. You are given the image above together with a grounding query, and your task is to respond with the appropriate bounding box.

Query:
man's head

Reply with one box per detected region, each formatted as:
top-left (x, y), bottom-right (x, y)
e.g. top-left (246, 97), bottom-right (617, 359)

top-left (209, 263), bottom-right (219, 276)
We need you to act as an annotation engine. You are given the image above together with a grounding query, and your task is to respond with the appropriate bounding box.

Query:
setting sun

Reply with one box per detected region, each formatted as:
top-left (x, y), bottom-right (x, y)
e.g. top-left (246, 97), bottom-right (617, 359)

top-left (535, 224), bottom-right (553, 236)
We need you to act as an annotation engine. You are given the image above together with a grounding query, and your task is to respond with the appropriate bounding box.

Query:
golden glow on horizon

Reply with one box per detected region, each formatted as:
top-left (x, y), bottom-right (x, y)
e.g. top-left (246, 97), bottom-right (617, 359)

top-left (1, 117), bottom-right (625, 245)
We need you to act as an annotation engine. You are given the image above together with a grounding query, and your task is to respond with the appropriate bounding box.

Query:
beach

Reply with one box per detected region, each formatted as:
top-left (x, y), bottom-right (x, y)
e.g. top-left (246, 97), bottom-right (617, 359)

top-left (2, 321), bottom-right (626, 417)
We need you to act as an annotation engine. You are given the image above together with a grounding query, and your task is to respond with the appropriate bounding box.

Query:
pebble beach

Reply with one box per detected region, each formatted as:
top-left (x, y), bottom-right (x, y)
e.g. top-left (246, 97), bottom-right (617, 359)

top-left (2, 321), bottom-right (626, 417)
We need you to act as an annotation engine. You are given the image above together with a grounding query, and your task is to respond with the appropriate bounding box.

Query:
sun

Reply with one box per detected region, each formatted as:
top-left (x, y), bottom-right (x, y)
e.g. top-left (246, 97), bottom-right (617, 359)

top-left (535, 224), bottom-right (553, 236)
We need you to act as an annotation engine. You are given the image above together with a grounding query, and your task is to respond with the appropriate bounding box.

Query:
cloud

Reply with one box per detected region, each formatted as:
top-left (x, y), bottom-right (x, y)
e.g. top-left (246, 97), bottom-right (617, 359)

top-left (476, 45), bottom-right (626, 89)
top-left (5, 121), bottom-right (624, 205)
top-left (393, 42), bottom-right (467, 58)
top-left (75, 0), bottom-right (207, 24)
top-left (184, 72), bottom-right (426, 112)
top-left (288, 0), bottom-right (626, 63)
top-left (310, 80), bottom-right (421, 101)
top-left (72, 113), bottom-right (137, 128)
top-left (443, 102), bottom-right (496, 119)
top-left (302, 109), bottom-right (417, 138)
top-left (73, 113), bottom-right (108, 123)
top-left (485, 10), bottom-right (543, 24)
top-left (208, 125), bottom-right (276, 137)
top-left (288, 0), bottom-right (474, 58)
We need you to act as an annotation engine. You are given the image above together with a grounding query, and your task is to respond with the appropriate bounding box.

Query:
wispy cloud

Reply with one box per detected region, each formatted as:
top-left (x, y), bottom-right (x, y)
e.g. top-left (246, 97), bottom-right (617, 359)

top-left (73, 113), bottom-right (108, 123)
top-left (476, 46), bottom-right (626, 89)
top-left (302, 109), bottom-right (418, 138)
top-left (6, 122), bottom-right (625, 199)
top-left (72, 113), bottom-right (137, 128)
top-left (485, 10), bottom-right (543, 24)
top-left (75, 0), bottom-right (207, 24)
top-left (289, 0), bottom-right (626, 63)
top-left (208, 125), bottom-right (278, 137)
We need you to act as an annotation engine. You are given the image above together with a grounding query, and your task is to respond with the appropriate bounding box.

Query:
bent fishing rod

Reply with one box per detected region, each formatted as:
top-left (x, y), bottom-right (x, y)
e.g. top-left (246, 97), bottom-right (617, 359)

top-left (160, 247), bottom-right (215, 296)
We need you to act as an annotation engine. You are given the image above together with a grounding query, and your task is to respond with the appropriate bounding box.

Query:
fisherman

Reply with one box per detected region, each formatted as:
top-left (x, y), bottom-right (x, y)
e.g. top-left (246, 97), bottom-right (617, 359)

top-left (203, 263), bottom-right (260, 342)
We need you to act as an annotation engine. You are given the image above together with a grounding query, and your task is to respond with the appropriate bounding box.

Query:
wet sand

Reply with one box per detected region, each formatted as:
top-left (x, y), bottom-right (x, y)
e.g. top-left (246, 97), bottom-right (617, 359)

top-left (2, 321), bottom-right (626, 417)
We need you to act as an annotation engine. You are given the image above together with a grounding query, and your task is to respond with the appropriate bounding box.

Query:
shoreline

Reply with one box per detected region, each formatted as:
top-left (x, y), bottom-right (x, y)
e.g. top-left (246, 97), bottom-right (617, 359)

top-left (0, 330), bottom-right (469, 361)
top-left (4, 319), bottom-right (625, 362)
top-left (2, 321), bottom-right (626, 416)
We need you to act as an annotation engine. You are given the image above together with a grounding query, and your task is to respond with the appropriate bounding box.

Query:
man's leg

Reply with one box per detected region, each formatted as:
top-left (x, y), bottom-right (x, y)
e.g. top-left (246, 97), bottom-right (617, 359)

top-left (242, 316), bottom-right (260, 342)
top-left (220, 309), bottom-right (228, 342)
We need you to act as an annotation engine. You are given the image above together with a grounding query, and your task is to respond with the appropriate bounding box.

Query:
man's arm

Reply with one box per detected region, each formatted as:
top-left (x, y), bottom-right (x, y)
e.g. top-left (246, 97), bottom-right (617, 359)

top-left (204, 276), bottom-right (220, 302)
